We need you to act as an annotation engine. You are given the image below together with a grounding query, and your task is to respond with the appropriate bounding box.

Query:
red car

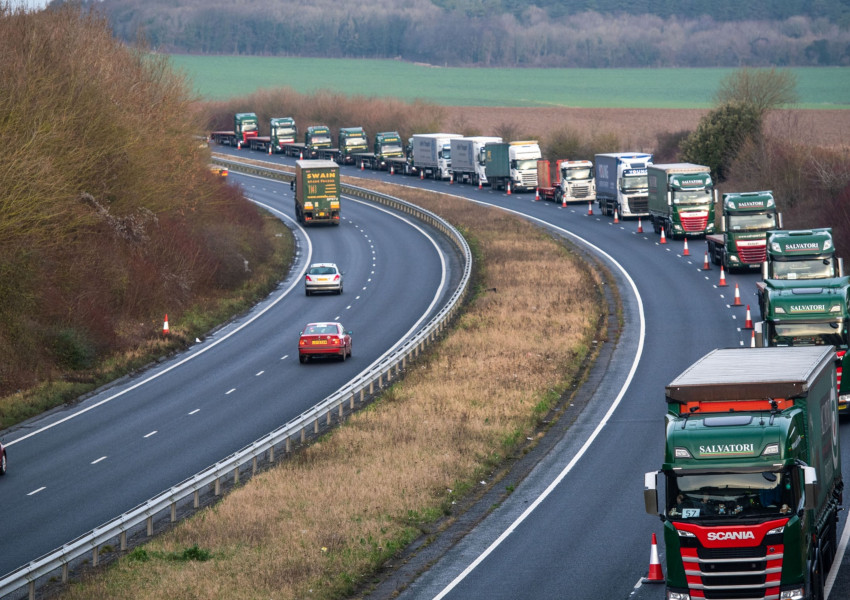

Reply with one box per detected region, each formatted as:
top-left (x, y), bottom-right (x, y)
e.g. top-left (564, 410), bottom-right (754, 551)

top-left (298, 322), bottom-right (352, 363)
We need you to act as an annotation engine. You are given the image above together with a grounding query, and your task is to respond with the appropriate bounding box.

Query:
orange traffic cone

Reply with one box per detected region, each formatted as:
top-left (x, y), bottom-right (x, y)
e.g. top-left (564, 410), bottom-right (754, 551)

top-left (643, 533), bottom-right (665, 583)
top-left (163, 314), bottom-right (170, 335)
top-left (535, 188), bottom-right (540, 201)
top-left (268, 144), bottom-right (272, 155)
top-left (718, 265), bottom-right (728, 287)
top-left (613, 208), bottom-right (619, 224)
top-left (507, 182), bottom-right (512, 196)
top-left (743, 305), bottom-right (754, 330)
top-left (588, 202), bottom-right (593, 216)
top-left (390, 165), bottom-right (395, 175)
top-left (478, 180), bottom-right (483, 190)
top-left (683, 238), bottom-right (690, 256)
top-left (660, 227), bottom-right (667, 245)
top-left (360, 160), bottom-right (364, 171)
top-left (420, 170), bottom-right (424, 180)
top-left (732, 283), bottom-right (742, 306)
top-left (751, 329), bottom-right (757, 347)
top-left (299, 150), bottom-right (303, 159)
top-left (703, 251), bottom-right (711, 271)
top-left (237, 141), bottom-right (242, 150)
top-left (561, 194), bottom-right (566, 208)
top-left (637, 217), bottom-right (643, 233)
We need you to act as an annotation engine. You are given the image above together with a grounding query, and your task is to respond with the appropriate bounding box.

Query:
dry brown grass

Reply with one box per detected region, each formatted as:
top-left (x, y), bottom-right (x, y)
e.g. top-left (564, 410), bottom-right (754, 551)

top-left (59, 178), bottom-right (603, 600)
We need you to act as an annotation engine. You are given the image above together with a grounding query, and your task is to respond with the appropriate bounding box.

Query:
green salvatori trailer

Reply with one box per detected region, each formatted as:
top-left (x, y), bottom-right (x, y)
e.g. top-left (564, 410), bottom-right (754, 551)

top-left (293, 160), bottom-right (340, 226)
top-left (644, 346), bottom-right (843, 600)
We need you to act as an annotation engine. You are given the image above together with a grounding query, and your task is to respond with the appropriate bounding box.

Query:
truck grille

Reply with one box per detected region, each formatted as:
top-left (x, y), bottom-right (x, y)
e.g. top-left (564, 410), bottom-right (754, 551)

top-left (680, 214), bottom-right (709, 232)
top-left (735, 241), bottom-right (767, 264)
top-left (681, 544), bottom-right (783, 600)
top-left (627, 196), bottom-right (648, 213)
top-left (570, 185), bottom-right (591, 199)
top-left (521, 173), bottom-right (538, 188)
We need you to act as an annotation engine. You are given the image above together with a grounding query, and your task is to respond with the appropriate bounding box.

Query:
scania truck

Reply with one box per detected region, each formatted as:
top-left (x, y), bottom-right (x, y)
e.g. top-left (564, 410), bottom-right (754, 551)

top-left (758, 277), bottom-right (850, 415)
top-left (705, 191), bottom-right (780, 272)
top-left (644, 346), bottom-right (844, 600)
top-left (336, 126), bottom-right (368, 165)
top-left (595, 152), bottom-right (652, 218)
top-left (354, 131), bottom-right (405, 171)
top-left (537, 159), bottom-right (596, 204)
top-left (484, 141), bottom-right (542, 192)
top-left (293, 160), bottom-right (340, 226)
top-left (412, 133), bottom-right (462, 180)
top-left (245, 117), bottom-right (297, 153)
top-left (209, 112), bottom-right (260, 149)
top-left (647, 163), bottom-right (716, 239)
top-left (283, 125), bottom-right (335, 160)
top-left (449, 136), bottom-right (502, 185)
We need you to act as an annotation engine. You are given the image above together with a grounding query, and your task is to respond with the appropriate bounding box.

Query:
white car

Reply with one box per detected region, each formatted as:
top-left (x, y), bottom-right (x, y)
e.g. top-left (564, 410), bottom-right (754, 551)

top-left (305, 263), bottom-right (343, 296)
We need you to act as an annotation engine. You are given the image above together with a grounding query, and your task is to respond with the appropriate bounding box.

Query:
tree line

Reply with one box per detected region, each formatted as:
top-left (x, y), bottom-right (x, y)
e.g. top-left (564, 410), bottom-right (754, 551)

top-left (66, 0), bottom-right (850, 67)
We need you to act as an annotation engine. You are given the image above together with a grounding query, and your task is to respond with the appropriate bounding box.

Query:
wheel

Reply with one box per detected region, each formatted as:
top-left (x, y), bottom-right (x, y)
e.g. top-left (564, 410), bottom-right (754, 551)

top-left (337, 285), bottom-right (343, 295)
top-left (665, 221), bottom-right (674, 241)
top-left (709, 243), bottom-right (721, 265)
top-left (305, 288), bottom-right (311, 296)
top-left (651, 216), bottom-right (660, 235)
top-left (299, 354), bottom-right (307, 364)
top-left (812, 553), bottom-right (826, 600)
top-left (0, 451), bottom-right (6, 476)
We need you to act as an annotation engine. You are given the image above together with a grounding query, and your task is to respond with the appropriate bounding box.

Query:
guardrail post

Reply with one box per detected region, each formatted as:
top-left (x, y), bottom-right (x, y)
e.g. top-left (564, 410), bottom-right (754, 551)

top-left (63, 562), bottom-right (69, 582)
top-left (286, 436), bottom-right (292, 453)
top-left (360, 389), bottom-right (365, 403)
top-left (314, 419), bottom-right (319, 434)
top-left (215, 477), bottom-right (221, 496)
top-left (269, 445), bottom-right (275, 462)
top-left (301, 427), bottom-right (306, 444)
top-left (252, 456), bottom-right (258, 475)
top-left (147, 516), bottom-right (153, 536)
top-left (327, 410), bottom-right (332, 426)
top-left (93, 546), bottom-right (99, 567)
top-left (120, 531), bottom-right (127, 551)
top-left (339, 403), bottom-right (344, 420)
top-left (369, 380), bottom-right (374, 394)
top-left (28, 581), bottom-right (35, 600)
top-left (234, 466), bottom-right (240, 485)
top-left (194, 490), bottom-right (200, 509)
top-left (350, 393), bottom-right (355, 410)
top-left (171, 501), bottom-right (177, 522)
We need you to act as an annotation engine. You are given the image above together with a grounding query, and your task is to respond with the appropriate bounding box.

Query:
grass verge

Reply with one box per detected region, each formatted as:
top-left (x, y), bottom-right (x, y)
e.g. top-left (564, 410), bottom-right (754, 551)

top-left (58, 178), bottom-right (605, 600)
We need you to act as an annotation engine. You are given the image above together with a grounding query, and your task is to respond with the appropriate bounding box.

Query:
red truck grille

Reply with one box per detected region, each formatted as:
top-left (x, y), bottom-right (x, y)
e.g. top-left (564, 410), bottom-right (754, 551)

top-left (682, 544), bottom-right (783, 599)
top-left (735, 240), bottom-right (767, 264)
top-left (680, 211), bottom-right (709, 232)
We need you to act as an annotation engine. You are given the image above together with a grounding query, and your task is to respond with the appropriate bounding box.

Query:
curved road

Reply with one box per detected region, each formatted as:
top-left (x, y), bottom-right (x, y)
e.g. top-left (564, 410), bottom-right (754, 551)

top-left (0, 173), bottom-right (461, 577)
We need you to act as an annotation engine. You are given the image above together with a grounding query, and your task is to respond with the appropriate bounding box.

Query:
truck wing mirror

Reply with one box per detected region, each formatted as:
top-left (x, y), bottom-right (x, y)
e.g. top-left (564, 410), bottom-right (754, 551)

top-left (802, 466), bottom-right (818, 511)
top-left (644, 471), bottom-right (660, 515)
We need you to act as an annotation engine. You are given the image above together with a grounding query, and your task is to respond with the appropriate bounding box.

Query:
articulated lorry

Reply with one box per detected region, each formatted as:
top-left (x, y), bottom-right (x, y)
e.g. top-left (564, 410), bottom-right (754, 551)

top-left (283, 125), bottom-right (335, 160)
top-left (644, 346), bottom-right (844, 600)
top-left (293, 160), bottom-right (340, 226)
top-left (354, 131), bottom-right (405, 171)
top-left (484, 141), bottom-right (542, 192)
top-left (758, 276), bottom-right (850, 415)
top-left (210, 112), bottom-right (260, 149)
top-left (411, 133), bottom-right (462, 180)
top-left (336, 127), bottom-right (368, 165)
top-left (706, 191), bottom-right (780, 272)
top-left (449, 136), bottom-right (502, 185)
top-left (647, 163), bottom-right (716, 239)
top-left (756, 228), bottom-right (844, 318)
top-left (244, 117), bottom-right (297, 153)
top-left (595, 152), bottom-right (652, 218)
top-left (536, 159), bottom-right (596, 204)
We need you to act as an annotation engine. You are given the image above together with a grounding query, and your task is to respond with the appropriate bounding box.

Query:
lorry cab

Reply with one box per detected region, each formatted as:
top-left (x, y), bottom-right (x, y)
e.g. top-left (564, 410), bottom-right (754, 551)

top-left (234, 112), bottom-right (259, 146)
top-left (270, 117), bottom-right (297, 148)
top-left (763, 229), bottom-right (842, 281)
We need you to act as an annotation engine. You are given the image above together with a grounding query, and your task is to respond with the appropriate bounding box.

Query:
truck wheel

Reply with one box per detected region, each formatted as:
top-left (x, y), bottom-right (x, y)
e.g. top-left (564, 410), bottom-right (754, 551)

top-left (665, 221), bottom-right (674, 241)
top-left (651, 217), bottom-right (660, 235)
top-left (709, 243), bottom-right (720, 265)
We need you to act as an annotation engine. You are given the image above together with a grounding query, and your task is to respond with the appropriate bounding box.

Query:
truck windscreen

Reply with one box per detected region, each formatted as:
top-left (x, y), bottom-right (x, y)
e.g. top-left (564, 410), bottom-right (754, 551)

top-left (768, 322), bottom-right (848, 347)
top-left (667, 471), bottom-right (796, 520)
top-left (771, 258), bottom-right (834, 280)
top-left (563, 167), bottom-right (593, 181)
top-left (673, 190), bottom-right (711, 205)
top-left (728, 213), bottom-right (776, 231)
top-left (621, 174), bottom-right (647, 191)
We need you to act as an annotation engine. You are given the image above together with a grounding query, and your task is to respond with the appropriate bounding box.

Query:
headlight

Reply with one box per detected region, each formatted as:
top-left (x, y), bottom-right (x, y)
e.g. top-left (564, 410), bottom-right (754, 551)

top-left (667, 592), bottom-right (691, 600)
top-left (779, 587), bottom-right (805, 599)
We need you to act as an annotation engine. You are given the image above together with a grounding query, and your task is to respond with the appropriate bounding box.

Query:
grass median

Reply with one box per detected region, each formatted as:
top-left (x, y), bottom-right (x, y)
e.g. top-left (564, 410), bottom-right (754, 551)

top-left (60, 178), bottom-right (607, 600)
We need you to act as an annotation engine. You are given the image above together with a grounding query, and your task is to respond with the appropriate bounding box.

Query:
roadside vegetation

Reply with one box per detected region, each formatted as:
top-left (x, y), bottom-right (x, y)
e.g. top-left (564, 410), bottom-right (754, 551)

top-left (59, 177), bottom-right (604, 600)
top-left (0, 6), bottom-right (291, 425)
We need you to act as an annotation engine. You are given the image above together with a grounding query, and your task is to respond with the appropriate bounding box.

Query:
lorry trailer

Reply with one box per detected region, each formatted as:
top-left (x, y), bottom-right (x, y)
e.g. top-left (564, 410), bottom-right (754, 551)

top-left (705, 191), bottom-right (780, 271)
top-left (644, 346), bottom-right (844, 600)
top-left (595, 152), bottom-right (652, 218)
top-left (293, 160), bottom-right (340, 226)
top-left (484, 141), bottom-right (542, 192)
top-left (536, 159), bottom-right (596, 204)
top-left (209, 112), bottom-right (260, 149)
top-left (647, 163), bottom-right (716, 239)
top-left (449, 136), bottom-right (502, 185)
top-left (411, 133), bottom-right (462, 180)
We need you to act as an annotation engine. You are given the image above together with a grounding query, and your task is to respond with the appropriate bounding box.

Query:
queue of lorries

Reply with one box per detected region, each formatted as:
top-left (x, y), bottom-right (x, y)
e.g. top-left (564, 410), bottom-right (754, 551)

top-left (211, 113), bottom-right (845, 600)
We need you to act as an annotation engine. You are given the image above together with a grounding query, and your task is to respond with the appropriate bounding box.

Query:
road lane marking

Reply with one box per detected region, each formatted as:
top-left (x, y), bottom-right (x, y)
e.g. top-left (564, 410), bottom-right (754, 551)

top-left (256, 371), bottom-right (264, 376)
top-left (143, 431), bottom-right (157, 438)
top-left (226, 388), bottom-right (236, 395)
top-left (28, 487), bottom-right (46, 496)
top-left (188, 409), bottom-right (200, 415)
top-left (91, 456), bottom-right (107, 465)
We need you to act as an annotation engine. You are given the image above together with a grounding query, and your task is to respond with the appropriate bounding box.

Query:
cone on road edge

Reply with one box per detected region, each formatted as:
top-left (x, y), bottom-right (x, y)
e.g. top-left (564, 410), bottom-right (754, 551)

top-left (588, 201), bottom-right (593, 216)
top-left (478, 180), bottom-right (483, 190)
top-left (561, 195), bottom-right (566, 208)
top-left (643, 533), bottom-right (665, 583)
top-left (683, 238), bottom-right (690, 256)
top-left (660, 227), bottom-right (667, 244)
top-left (732, 283), bottom-right (742, 306)
top-left (718, 265), bottom-right (728, 287)
top-left (613, 208), bottom-right (619, 224)
top-left (163, 314), bottom-right (169, 335)
top-left (743, 305), bottom-right (754, 330)
top-left (507, 182), bottom-right (512, 195)
top-left (637, 217), bottom-right (643, 233)
top-left (535, 188), bottom-right (539, 201)
top-left (703, 252), bottom-right (711, 271)
top-left (751, 329), bottom-right (757, 347)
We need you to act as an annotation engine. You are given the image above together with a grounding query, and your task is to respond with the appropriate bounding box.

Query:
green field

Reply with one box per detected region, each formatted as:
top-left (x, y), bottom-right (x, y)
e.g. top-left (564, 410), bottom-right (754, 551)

top-left (169, 55), bottom-right (850, 109)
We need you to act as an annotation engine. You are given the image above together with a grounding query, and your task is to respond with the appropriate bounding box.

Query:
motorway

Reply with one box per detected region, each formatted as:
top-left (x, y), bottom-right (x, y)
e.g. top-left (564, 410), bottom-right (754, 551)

top-left (212, 146), bottom-right (850, 599)
top-left (0, 173), bottom-right (462, 578)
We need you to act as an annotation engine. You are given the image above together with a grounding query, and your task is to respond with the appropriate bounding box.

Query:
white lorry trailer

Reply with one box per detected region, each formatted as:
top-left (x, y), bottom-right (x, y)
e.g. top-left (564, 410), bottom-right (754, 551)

top-left (449, 136), bottom-right (503, 185)
top-left (412, 133), bottom-right (462, 180)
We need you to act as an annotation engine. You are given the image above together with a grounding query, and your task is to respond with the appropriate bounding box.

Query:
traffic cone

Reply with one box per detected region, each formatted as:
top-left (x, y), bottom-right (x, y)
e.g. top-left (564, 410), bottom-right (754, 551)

top-left (660, 227), bottom-right (667, 245)
top-left (507, 182), bottom-right (512, 196)
top-left (613, 208), bottom-right (619, 224)
top-left (390, 165), bottom-right (394, 175)
top-left (449, 172), bottom-right (453, 184)
top-left (732, 283), bottom-right (742, 306)
top-left (535, 188), bottom-right (540, 201)
top-left (683, 238), bottom-right (690, 256)
top-left (643, 533), bottom-right (665, 583)
top-left (718, 265), bottom-right (728, 287)
top-left (751, 329), bottom-right (757, 347)
top-left (163, 314), bottom-right (170, 335)
top-left (268, 144), bottom-right (272, 155)
top-left (360, 160), bottom-right (364, 171)
top-left (743, 305), bottom-right (754, 330)
top-left (588, 202), bottom-right (593, 216)
top-left (703, 251), bottom-right (711, 271)
top-left (420, 170), bottom-right (424, 180)
top-left (299, 150), bottom-right (303, 159)
top-left (237, 141), bottom-right (242, 150)
top-left (478, 180), bottom-right (483, 190)
top-left (637, 217), bottom-right (643, 233)
top-left (562, 195), bottom-right (566, 208)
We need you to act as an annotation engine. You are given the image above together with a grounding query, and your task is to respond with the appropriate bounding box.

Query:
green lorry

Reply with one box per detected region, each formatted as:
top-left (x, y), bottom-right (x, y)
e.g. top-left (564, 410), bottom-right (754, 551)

top-left (293, 160), bottom-right (340, 226)
top-left (644, 346), bottom-right (844, 600)
top-left (705, 191), bottom-right (780, 272)
top-left (356, 131), bottom-right (406, 171)
top-left (246, 117), bottom-right (297, 153)
top-left (647, 163), bottom-right (716, 239)
top-left (337, 127), bottom-right (368, 165)
top-left (209, 112), bottom-right (260, 148)
top-left (283, 125), bottom-right (335, 159)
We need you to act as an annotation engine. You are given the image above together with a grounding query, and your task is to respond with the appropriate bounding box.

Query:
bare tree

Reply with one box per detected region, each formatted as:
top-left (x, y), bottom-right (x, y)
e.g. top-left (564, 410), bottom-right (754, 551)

top-left (713, 68), bottom-right (799, 114)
